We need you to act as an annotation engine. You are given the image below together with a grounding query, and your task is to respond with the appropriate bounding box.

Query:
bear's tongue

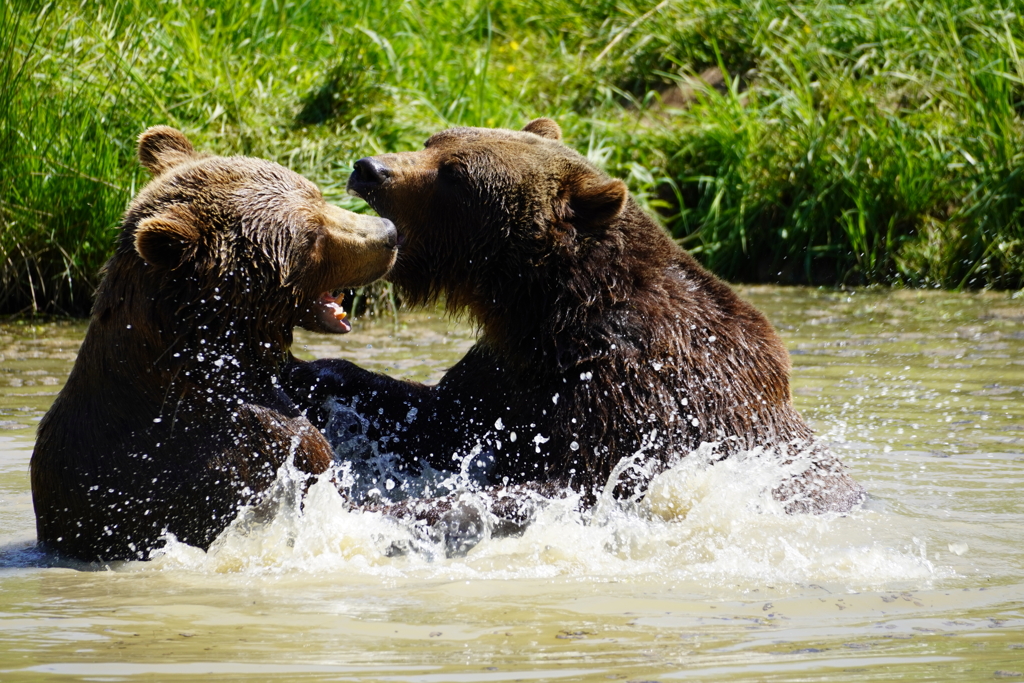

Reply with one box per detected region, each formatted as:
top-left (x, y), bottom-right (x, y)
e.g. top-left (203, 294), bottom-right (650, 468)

top-left (316, 292), bottom-right (351, 333)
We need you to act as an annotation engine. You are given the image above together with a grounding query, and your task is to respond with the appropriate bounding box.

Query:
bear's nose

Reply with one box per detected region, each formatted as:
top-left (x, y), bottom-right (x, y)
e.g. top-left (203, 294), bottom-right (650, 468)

top-left (379, 218), bottom-right (399, 249)
top-left (349, 157), bottom-right (392, 195)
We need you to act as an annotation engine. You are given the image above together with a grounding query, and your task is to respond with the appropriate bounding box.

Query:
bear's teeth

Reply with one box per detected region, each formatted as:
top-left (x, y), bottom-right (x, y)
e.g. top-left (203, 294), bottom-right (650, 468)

top-left (327, 301), bottom-right (347, 320)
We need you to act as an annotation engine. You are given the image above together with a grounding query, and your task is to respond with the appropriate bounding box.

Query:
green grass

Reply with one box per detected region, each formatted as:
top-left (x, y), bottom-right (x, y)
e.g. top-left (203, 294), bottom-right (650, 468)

top-left (2, 0), bottom-right (1023, 314)
top-left (613, 0), bottom-right (1024, 289)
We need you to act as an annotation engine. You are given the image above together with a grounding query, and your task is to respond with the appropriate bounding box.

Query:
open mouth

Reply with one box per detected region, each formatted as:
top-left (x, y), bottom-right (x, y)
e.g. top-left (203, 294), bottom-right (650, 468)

top-left (313, 289), bottom-right (351, 334)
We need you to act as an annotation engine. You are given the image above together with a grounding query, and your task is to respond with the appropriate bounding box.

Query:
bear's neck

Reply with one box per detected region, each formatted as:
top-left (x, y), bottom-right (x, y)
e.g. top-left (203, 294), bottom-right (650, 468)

top-left (473, 201), bottom-right (679, 375)
top-left (87, 255), bottom-right (294, 403)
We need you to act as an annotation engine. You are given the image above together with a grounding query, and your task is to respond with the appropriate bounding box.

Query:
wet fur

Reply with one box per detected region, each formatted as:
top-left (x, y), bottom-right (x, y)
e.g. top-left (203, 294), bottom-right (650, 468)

top-left (30, 128), bottom-right (395, 561)
top-left (287, 120), bottom-right (864, 516)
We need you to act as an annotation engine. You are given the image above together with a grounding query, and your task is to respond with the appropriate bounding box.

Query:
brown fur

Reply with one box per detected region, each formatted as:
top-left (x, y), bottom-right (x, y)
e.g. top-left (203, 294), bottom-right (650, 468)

top-left (31, 127), bottom-right (397, 561)
top-left (287, 119), bottom-right (864, 515)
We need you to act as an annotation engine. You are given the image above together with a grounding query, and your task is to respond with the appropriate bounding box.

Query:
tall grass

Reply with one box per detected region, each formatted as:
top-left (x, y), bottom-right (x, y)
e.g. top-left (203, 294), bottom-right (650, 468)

top-left (594, 0), bottom-right (1024, 288)
top-left (1, 3), bottom-right (146, 314)
top-left (1, 0), bottom-right (1023, 315)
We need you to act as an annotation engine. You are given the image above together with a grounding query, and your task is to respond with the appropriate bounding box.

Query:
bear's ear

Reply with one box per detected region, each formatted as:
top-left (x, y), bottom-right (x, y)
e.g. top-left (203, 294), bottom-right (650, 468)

top-left (137, 126), bottom-right (197, 175)
top-left (522, 118), bottom-right (562, 141)
top-left (568, 176), bottom-right (628, 229)
top-left (134, 204), bottom-right (201, 269)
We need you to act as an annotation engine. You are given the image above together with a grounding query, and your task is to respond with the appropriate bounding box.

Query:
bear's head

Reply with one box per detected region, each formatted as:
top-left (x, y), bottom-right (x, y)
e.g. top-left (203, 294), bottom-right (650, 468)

top-left (345, 119), bottom-right (629, 322)
top-left (120, 127), bottom-right (397, 341)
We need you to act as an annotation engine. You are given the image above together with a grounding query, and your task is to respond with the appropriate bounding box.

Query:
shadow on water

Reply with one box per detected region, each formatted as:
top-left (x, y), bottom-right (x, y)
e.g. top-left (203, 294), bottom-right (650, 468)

top-left (0, 539), bottom-right (122, 572)
top-left (0, 540), bottom-right (46, 569)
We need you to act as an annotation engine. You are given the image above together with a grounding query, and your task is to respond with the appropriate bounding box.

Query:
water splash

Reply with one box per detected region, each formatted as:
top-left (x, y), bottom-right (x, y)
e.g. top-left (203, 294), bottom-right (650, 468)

top-left (147, 443), bottom-right (946, 589)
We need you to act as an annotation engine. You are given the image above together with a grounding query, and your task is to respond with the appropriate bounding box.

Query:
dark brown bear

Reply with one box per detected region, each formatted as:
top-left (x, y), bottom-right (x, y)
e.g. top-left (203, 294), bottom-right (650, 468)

top-left (287, 119), bottom-right (863, 518)
top-left (31, 127), bottom-right (397, 561)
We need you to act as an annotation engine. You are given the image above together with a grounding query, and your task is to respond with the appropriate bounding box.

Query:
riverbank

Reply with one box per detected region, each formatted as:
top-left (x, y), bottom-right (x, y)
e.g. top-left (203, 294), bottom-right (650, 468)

top-left (3, 0), bottom-right (1023, 314)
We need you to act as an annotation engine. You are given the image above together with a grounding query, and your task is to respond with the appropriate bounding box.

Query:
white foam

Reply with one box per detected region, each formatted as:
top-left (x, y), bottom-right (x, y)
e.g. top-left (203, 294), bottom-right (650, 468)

top-left (147, 445), bottom-right (946, 589)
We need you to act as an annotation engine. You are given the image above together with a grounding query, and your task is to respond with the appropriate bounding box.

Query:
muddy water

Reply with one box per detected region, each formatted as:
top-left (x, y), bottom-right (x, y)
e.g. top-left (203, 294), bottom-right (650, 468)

top-left (1, 288), bottom-right (1023, 682)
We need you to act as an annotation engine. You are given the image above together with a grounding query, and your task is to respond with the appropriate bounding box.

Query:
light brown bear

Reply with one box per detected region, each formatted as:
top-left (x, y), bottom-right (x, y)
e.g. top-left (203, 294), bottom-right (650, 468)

top-left (30, 127), bottom-right (397, 562)
top-left (286, 119), bottom-right (864, 525)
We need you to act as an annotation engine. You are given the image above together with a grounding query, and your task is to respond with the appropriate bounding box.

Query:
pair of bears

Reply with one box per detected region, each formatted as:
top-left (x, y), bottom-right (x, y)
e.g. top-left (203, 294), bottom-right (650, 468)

top-left (30, 119), bottom-right (864, 562)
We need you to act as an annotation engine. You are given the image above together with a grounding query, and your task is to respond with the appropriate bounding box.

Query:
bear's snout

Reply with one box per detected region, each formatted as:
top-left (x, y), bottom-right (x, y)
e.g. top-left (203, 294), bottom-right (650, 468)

top-left (349, 157), bottom-right (392, 197)
top-left (354, 215), bottom-right (399, 252)
top-left (377, 217), bottom-right (399, 249)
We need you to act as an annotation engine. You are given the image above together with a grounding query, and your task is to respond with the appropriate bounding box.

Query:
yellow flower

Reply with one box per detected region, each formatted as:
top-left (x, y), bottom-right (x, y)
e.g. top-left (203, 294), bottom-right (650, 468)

top-left (506, 64), bottom-right (516, 73)
top-left (510, 40), bottom-right (520, 51)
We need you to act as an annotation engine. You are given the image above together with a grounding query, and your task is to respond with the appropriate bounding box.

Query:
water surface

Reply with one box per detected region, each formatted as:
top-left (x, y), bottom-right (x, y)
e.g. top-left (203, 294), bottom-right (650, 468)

top-left (1, 288), bottom-right (1022, 681)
